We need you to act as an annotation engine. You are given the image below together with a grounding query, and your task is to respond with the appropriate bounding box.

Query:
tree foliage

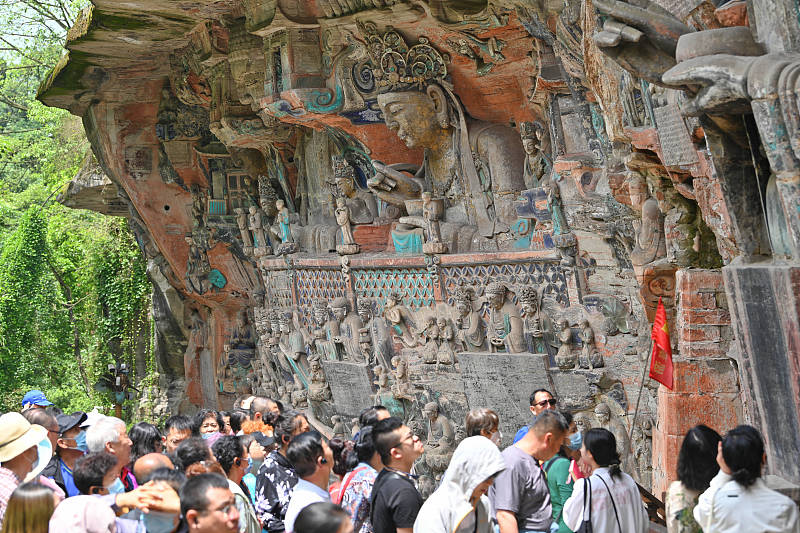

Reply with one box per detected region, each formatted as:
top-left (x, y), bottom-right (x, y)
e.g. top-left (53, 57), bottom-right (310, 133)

top-left (0, 0), bottom-right (154, 416)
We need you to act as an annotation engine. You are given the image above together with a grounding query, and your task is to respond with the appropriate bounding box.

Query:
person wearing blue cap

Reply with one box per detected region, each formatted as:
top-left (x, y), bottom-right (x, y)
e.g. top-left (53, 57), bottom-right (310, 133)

top-left (41, 412), bottom-right (88, 497)
top-left (21, 390), bottom-right (53, 410)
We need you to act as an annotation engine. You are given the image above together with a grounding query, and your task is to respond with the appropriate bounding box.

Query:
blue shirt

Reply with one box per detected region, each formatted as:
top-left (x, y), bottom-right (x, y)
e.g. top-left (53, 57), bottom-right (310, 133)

top-left (59, 459), bottom-right (80, 497)
top-left (513, 426), bottom-right (529, 444)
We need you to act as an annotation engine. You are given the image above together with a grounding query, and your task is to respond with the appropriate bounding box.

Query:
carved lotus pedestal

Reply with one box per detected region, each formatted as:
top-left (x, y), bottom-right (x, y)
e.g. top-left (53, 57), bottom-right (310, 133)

top-left (336, 243), bottom-right (360, 255)
top-left (423, 242), bottom-right (448, 254)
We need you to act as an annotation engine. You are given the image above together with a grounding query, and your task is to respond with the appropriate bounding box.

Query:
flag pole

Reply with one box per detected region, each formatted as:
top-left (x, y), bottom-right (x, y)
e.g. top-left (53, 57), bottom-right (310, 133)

top-left (629, 338), bottom-right (653, 447)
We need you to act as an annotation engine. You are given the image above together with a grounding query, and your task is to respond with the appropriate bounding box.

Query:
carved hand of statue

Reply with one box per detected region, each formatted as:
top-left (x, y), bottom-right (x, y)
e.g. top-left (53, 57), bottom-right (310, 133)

top-left (592, 0), bottom-right (693, 86)
top-left (662, 54), bottom-right (761, 116)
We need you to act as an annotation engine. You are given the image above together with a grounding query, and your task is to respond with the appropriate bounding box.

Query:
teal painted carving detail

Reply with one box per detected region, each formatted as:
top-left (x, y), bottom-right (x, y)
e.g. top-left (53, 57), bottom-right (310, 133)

top-left (352, 267), bottom-right (435, 313)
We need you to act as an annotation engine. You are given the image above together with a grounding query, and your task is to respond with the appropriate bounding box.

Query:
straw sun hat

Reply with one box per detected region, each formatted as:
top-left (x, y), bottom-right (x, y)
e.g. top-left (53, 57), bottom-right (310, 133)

top-left (0, 412), bottom-right (49, 480)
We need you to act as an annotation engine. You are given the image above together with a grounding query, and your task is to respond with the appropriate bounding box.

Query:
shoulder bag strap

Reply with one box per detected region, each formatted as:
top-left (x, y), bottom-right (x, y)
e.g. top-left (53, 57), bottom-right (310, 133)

top-left (335, 466), bottom-right (367, 505)
top-left (596, 475), bottom-right (622, 533)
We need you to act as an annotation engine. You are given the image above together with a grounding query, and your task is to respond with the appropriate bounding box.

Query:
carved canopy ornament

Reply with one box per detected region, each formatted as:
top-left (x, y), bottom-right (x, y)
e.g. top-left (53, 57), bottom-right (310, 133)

top-left (358, 22), bottom-right (449, 92)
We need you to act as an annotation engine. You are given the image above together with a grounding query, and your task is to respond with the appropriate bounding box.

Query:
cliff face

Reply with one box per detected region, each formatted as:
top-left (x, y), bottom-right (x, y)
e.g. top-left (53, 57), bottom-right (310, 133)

top-left (42, 0), bottom-right (800, 494)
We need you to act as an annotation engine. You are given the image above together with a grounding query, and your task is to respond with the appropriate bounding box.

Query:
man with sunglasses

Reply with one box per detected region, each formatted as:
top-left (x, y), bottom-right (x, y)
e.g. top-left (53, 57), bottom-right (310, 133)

top-left (181, 472), bottom-right (241, 533)
top-left (371, 417), bottom-right (425, 533)
top-left (513, 389), bottom-right (557, 444)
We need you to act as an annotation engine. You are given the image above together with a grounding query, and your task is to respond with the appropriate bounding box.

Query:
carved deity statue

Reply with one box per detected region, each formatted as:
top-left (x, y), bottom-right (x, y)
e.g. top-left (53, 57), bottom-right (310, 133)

top-left (235, 208), bottom-right (253, 250)
top-left (384, 292), bottom-right (417, 348)
top-left (274, 198), bottom-right (298, 255)
top-left (520, 121), bottom-right (552, 189)
top-left (422, 192), bottom-right (448, 254)
top-left (277, 311), bottom-right (311, 388)
top-left (422, 402), bottom-right (456, 478)
top-left (555, 318), bottom-right (577, 370)
top-left (308, 358), bottom-right (332, 402)
top-left (436, 317), bottom-right (456, 368)
top-left (452, 287), bottom-right (485, 352)
top-left (278, 385), bottom-right (292, 408)
top-left (358, 299), bottom-right (394, 370)
top-left (331, 155), bottom-right (378, 224)
top-left (595, 403), bottom-right (633, 473)
top-left (248, 205), bottom-right (271, 256)
top-left (311, 300), bottom-right (337, 361)
top-left (331, 416), bottom-right (348, 439)
top-left (579, 319), bottom-right (604, 369)
top-left (627, 173), bottom-right (666, 267)
top-left (390, 355), bottom-right (415, 402)
top-left (228, 309), bottom-right (256, 372)
top-left (291, 379), bottom-right (309, 409)
top-left (485, 282), bottom-right (525, 353)
top-left (520, 286), bottom-right (552, 354)
top-left (363, 27), bottom-right (525, 240)
top-left (335, 197), bottom-right (360, 255)
top-left (420, 316), bottom-right (440, 364)
top-left (329, 297), bottom-right (363, 361)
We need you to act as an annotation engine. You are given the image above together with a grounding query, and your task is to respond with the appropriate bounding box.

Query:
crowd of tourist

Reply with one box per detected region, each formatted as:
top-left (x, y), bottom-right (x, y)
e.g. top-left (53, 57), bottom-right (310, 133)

top-left (0, 387), bottom-right (797, 533)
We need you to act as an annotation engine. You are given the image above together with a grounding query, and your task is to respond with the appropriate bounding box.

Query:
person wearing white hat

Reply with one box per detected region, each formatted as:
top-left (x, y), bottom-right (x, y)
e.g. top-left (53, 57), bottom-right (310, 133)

top-left (0, 412), bottom-right (50, 525)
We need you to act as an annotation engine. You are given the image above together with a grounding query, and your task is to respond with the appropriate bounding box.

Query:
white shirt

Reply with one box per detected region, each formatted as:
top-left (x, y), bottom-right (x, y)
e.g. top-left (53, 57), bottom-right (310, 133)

top-left (284, 478), bottom-right (331, 533)
top-left (562, 467), bottom-right (648, 533)
top-left (694, 471), bottom-right (800, 533)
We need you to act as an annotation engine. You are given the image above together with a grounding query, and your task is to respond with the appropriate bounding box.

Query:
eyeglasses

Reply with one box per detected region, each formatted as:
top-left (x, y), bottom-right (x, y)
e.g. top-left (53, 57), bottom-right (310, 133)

top-left (535, 398), bottom-right (558, 408)
top-left (204, 500), bottom-right (237, 517)
top-left (392, 432), bottom-right (416, 449)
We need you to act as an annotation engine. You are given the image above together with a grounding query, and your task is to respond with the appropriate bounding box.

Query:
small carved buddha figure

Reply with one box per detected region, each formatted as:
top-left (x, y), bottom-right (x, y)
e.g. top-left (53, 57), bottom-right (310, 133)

top-left (390, 355), bottom-right (415, 402)
top-left (627, 173), bottom-right (666, 267)
top-left (278, 385), bottom-right (291, 408)
top-left (331, 416), bottom-right (348, 439)
top-left (335, 197), bottom-right (360, 255)
top-left (373, 364), bottom-right (389, 398)
top-left (358, 299), bottom-right (393, 370)
top-left (422, 402), bottom-right (456, 478)
top-left (485, 282), bottom-right (525, 353)
top-left (331, 156), bottom-right (378, 224)
top-left (555, 318), bottom-right (577, 370)
top-left (308, 358), bottom-right (332, 402)
top-left (452, 287), bottom-right (485, 352)
top-left (329, 297), bottom-right (362, 361)
top-left (436, 317), bottom-right (456, 368)
top-left (420, 316), bottom-right (440, 364)
top-left (291, 379), bottom-right (309, 409)
top-left (579, 319), bottom-right (604, 369)
top-left (520, 121), bottom-right (551, 189)
top-left (235, 208), bottom-right (253, 250)
top-left (594, 403), bottom-right (632, 473)
top-left (384, 291), bottom-right (417, 348)
top-left (248, 205), bottom-right (271, 256)
top-left (275, 199), bottom-right (293, 243)
top-left (520, 286), bottom-right (551, 354)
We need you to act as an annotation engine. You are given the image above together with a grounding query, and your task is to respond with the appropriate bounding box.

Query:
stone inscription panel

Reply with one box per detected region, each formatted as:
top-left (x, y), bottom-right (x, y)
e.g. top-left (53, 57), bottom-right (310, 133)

top-left (654, 104), bottom-right (699, 166)
top-left (460, 352), bottom-right (549, 445)
top-left (322, 361), bottom-right (374, 418)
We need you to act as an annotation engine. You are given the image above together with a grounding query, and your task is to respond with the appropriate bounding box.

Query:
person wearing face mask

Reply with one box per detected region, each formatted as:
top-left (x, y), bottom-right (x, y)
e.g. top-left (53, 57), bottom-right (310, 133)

top-left (21, 409), bottom-right (66, 502)
top-left (465, 409), bottom-right (502, 446)
top-left (86, 416), bottom-right (136, 492)
top-left (41, 411), bottom-right (87, 497)
top-left (0, 412), bottom-right (50, 526)
top-left (542, 412), bottom-right (580, 533)
top-left (414, 436), bottom-right (506, 533)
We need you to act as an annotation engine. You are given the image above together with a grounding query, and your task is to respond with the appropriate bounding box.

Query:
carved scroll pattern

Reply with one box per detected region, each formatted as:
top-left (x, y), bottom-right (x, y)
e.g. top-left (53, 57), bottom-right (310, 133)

top-left (352, 267), bottom-right (435, 314)
top-left (441, 261), bottom-right (570, 313)
top-left (295, 268), bottom-right (348, 327)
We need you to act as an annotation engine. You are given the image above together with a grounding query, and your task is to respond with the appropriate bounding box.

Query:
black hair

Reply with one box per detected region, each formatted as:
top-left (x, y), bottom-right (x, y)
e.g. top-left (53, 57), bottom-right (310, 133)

top-left (358, 406), bottom-right (390, 428)
top-left (274, 410), bottom-right (307, 447)
top-left (722, 425), bottom-right (764, 488)
top-left (179, 472), bottom-right (229, 517)
top-left (212, 435), bottom-right (246, 475)
top-left (561, 411), bottom-right (574, 428)
top-left (529, 389), bottom-right (553, 406)
top-left (129, 422), bottom-right (163, 466)
top-left (329, 437), bottom-right (356, 476)
top-left (294, 502), bottom-right (349, 533)
top-left (165, 414), bottom-right (195, 436)
top-left (229, 411), bottom-right (247, 434)
top-left (193, 409), bottom-right (225, 434)
top-left (354, 425), bottom-right (377, 464)
top-left (44, 406), bottom-right (63, 417)
top-left (73, 451), bottom-right (117, 495)
top-left (373, 416), bottom-right (404, 464)
top-left (147, 467), bottom-right (187, 492)
top-left (583, 428), bottom-right (622, 479)
top-left (175, 437), bottom-right (212, 472)
top-left (677, 425), bottom-right (722, 492)
top-left (287, 431), bottom-right (325, 478)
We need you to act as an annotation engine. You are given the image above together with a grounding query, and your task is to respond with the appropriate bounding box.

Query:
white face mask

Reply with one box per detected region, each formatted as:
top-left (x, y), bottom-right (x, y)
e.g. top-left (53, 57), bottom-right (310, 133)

top-left (490, 431), bottom-right (502, 445)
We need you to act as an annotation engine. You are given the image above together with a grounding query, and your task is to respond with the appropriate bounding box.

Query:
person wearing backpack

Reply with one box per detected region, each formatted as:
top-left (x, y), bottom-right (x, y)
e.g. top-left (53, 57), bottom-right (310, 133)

top-left (562, 428), bottom-right (648, 533)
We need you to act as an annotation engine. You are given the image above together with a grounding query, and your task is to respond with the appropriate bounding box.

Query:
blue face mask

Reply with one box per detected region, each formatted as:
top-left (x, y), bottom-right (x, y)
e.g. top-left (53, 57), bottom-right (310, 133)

top-left (73, 430), bottom-right (89, 453)
top-left (105, 477), bottom-right (125, 495)
top-left (568, 431), bottom-right (583, 451)
top-left (201, 431), bottom-right (220, 441)
top-left (142, 511), bottom-right (177, 533)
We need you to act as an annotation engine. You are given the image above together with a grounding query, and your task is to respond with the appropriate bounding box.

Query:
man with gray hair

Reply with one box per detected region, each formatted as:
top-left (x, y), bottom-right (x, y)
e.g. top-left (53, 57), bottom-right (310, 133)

top-left (86, 416), bottom-right (135, 491)
top-left (489, 410), bottom-right (568, 533)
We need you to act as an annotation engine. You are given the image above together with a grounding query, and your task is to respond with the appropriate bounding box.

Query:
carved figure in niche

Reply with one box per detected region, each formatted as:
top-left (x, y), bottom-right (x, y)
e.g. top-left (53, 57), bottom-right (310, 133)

top-left (248, 205), bottom-right (272, 256)
top-left (274, 199), bottom-right (298, 255)
top-left (358, 299), bottom-right (394, 369)
top-left (308, 358), bottom-right (332, 402)
top-left (331, 155), bottom-right (378, 224)
top-left (390, 355), bottom-right (415, 402)
top-left (373, 364), bottom-right (389, 400)
top-left (331, 416), bottom-right (348, 439)
top-left (184, 235), bottom-right (210, 294)
top-left (452, 287), bottom-right (485, 352)
top-left (594, 403), bottom-right (633, 473)
top-left (278, 311), bottom-right (311, 388)
top-left (436, 317), bottom-right (456, 368)
top-left (574, 412), bottom-right (594, 434)
top-left (627, 173), bottom-right (666, 267)
top-left (228, 309), bottom-right (256, 370)
top-left (520, 121), bottom-right (551, 189)
top-left (542, 177), bottom-right (569, 236)
top-left (335, 197), bottom-right (360, 255)
top-left (363, 27), bottom-right (525, 238)
top-left (384, 292), bottom-right (418, 347)
top-left (358, 328), bottom-right (372, 365)
top-left (422, 402), bottom-right (455, 478)
top-left (420, 316), bottom-right (440, 364)
top-left (421, 192), bottom-right (448, 254)
top-left (278, 385), bottom-right (291, 408)
top-left (555, 318), bottom-right (577, 370)
top-left (217, 344), bottom-right (237, 394)
top-left (485, 282), bottom-right (525, 353)
top-left (632, 417), bottom-right (653, 483)
top-left (291, 380), bottom-right (309, 410)
top-left (579, 320), bottom-right (604, 369)
top-left (311, 300), bottom-right (337, 361)
top-left (327, 297), bottom-right (363, 361)
top-left (520, 286), bottom-right (552, 354)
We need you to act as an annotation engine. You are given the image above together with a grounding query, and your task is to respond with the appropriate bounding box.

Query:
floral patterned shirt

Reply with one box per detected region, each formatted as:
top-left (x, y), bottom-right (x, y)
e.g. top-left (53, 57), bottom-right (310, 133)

top-left (340, 463), bottom-right (377, 533)
top-left (254, 450), bottom-right (299, 532)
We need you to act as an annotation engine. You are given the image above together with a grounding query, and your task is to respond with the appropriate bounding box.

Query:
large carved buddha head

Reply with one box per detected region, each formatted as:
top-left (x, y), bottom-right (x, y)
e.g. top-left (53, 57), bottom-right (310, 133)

top-left (377, 85), bottom-right (452, 150)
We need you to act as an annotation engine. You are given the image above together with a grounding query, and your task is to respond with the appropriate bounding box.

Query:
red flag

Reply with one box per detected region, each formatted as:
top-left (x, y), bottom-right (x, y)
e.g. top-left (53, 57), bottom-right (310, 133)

top-left (649, 297), bottom-right (674, 389)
